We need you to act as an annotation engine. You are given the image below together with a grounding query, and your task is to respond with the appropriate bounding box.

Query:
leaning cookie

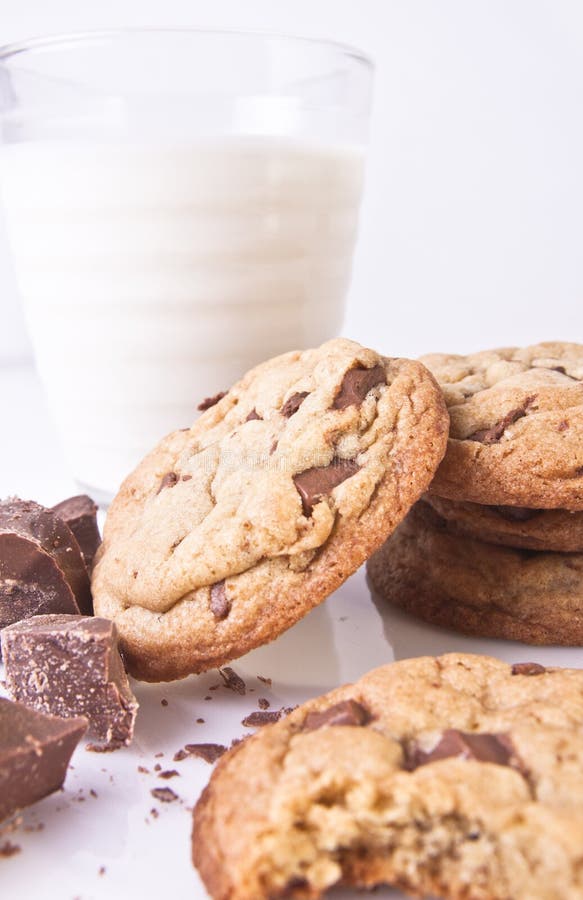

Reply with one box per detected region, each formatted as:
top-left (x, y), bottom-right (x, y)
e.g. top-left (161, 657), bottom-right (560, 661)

top-left (421, 341), bottom-right (583, 507)
top-left (425, 493), bottom-right (583, 552)
top-left (92, 338), bottom-right (448, 681)
top-left (368, 501), bottom-right (583, 645)
top-left (192, 653), bottom-right (583, 900)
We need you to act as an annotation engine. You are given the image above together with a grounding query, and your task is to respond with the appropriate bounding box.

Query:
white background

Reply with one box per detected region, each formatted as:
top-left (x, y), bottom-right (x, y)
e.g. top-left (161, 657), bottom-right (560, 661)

top-left (1, 0), bottom-right (582, 363)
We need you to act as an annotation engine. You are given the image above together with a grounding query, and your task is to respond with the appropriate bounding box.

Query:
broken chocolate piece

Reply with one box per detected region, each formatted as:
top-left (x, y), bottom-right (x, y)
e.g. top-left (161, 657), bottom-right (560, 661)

top-left (0, 498), bottom-right (92, 631)
top-left (332, 364), bottom-right (386, 410)
top-left (467, 396), bottom-right (537, 444)
top-left (293, 457), bottom-right (360, 516)
top-left (492, 506), bottom-right (542, 522)
top-left (197, 391), bottom-right (227, 412)
top-left (218, 667), bottom-right (246, 695)
top-left (1, 614), bottom-right (138, 749)
top-left (408, 729), bottom-right (515, 770)
top-left (511, 662), bottom-right (546, 676)
top-left (0, 696), bottom-right (87, 822)
top-left (184, 743), bottom-right (227, 764)
top-left (150, 787), bottom-right (178, 803)
top-left (281, 392), bottom-right (309, 417)
top-left (209, 581), bottom-right (231, 620)
top-left (51, 495), bottom-right (101, 573)
top-left (245, 409), bottom-right (262, 422)
top-left (157, 472), bottom-right (178, 494)
top-left (303, 699), bottom-right (370, 731)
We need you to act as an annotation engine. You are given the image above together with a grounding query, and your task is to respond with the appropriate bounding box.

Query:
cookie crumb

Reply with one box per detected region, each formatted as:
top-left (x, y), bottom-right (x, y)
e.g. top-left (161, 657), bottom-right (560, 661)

top-left (0, 841), bottom-right (21, 858)
top-left (257, 675), bottom-right (272, 686)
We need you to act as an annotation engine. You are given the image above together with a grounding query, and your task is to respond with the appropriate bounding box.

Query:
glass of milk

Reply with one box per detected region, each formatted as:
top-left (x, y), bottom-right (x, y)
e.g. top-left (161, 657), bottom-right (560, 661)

top-left (0, 30), bottom-right (373, 503)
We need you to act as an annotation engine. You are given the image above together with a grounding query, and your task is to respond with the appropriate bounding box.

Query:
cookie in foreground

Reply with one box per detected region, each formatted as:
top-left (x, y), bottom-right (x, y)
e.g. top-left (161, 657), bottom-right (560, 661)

top-left (92, 338), bottom-right (448, 681)
top-left (367, 500), bottom-right (583, 644)
top-left (421, 341), bottom-right (583, 507)
top-left (192, 652), bottom-right (583, 900)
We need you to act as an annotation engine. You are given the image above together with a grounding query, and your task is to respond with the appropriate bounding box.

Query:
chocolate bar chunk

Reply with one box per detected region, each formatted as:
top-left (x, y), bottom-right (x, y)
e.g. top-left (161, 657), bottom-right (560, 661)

top-left (0, 696), bottom-right (86, 822)
top-left (52, 495), bottom-right (101, 573)
top-left (2, 615), bottom-right (138, 749)
top-left (0, 498), bottom-right (92, 633)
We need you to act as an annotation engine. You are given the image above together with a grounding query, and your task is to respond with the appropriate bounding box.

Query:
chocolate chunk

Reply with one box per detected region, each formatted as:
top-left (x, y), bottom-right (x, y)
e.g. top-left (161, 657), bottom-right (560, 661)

top-left (281, 392), bottom-right (309, 417)
top-left (467, 396), bottom-right (536, 444)
top-left (557, 420), bottom-right (570, 432)
top-left (183, 743), bottom-right (227, 764)
top-left (492, 505), bottom-right (542, 522)
top-left (511, 662), bottom-right (546, 676)
top-left (0, 498), bottom-right (92, 632)
top-left (1, 614), bottom-right (138, 749)
top-left (293, 457), bottom-right (360, 516)
top-left (210, 581), bottom-right (231, 620)
top-left (150, 787), bottom-right (178, 803)
top-left (408, 729), bottom-right (515, 770)
top-left (219, 667), bottom-right (246, 695)
top-left (245, 409), bottom-right (262, 422)
top-left (332, 364), bottom-right (386, 410)
top-left (51, 495), bottom-right (101, 573)
top-left (157, 472), bottom-right (178, 494)
top-left (197, 391), bottom-right (227, 411)
top-left (0, 696), bottom-right (87, 822)
top-left (303, 699), bottom-right (370, 731)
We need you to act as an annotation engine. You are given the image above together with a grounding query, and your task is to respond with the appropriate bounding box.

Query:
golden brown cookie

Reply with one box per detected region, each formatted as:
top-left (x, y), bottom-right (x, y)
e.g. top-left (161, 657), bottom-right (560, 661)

top-left (367, 501), bottom-right (583, 644)
top-left (425, 493), bottom-right (583, 552)
top-left (192, 653), bottom-right (583, 900)
top-left (92, 339), bottom-right (448, 681)
top-left (421, 342), bottom-right (583, 508)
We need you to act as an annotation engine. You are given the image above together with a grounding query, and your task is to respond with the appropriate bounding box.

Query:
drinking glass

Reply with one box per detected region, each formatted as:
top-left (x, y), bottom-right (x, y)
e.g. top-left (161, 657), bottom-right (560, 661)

top-left (0, 29), bottom-right (373, 504)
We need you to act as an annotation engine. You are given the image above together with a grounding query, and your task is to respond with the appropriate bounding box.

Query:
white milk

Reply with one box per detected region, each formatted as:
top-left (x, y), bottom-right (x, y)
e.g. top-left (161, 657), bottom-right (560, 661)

top-left (0, 137), bottom-right (364, 499)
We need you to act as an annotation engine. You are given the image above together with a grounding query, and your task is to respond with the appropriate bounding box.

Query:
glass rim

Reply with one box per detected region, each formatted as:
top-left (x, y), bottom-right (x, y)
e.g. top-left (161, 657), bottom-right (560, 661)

top-left (0, 27), bottom-right (374, 70)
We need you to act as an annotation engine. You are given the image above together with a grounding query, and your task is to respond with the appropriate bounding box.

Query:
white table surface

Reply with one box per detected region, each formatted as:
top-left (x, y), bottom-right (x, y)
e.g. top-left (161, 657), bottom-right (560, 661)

top-left (1, 362), bottom-right (582, 900)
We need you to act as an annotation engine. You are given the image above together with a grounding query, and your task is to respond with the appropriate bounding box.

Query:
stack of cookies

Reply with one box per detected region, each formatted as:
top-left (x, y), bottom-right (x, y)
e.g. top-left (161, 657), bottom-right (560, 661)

top-left (368, 342), bottom-right (583, 644)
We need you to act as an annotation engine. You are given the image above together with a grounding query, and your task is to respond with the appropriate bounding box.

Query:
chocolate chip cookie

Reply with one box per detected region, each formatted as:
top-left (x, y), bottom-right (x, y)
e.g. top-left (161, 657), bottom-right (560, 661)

top-left (425, 493), bottom-right (583, 552)
top-left (92, 339), bottom-right (448, 681)
top-left (368, 501), bottom-right (583, 644)
top-left (421, 342), bottom-right (583, 508)
top-left (192, 652), bottom-right (583, 900)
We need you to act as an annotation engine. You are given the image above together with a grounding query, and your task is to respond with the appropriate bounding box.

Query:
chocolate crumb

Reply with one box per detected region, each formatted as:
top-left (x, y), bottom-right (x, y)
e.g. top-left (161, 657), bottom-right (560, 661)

top-left (159, 770), bottom-right (180, 779)
top-left (90, 790), bottom-right (98, 799)
top-left (242, 709), bottom-right (284, 728)
top-left (173, 749), bottom-right (189, 762)
top-left (511, 662), bottom-right (546, 676)
top-left (197, 391), bottom-right (227, 411)
top-left (257, 675), bottom-right (272, 686)
top-left (196, 718), bottom-right (205, 724)
top-left (150, 787), bottom-right (178, 803)
top-left (0, 841), bottom-right (21, 858)
top-left (154, 753), bottom-right (164, 758)
top-left (184, 743), bottom-right (227, 764)
top-left (150, 807), bottom-right (159, 819)
top-left (154, 764), bottom-right (162, 772)
top-left (161, 699), bottom-right (168, 707)
top-left (98, 866), bottom-right (106, 876)
top-left (219, 666), bottom-right (246, 695)
top-left (204, 696), bottom-right (212, 701)
top-left (258, 698), bottom-right (270, 710)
